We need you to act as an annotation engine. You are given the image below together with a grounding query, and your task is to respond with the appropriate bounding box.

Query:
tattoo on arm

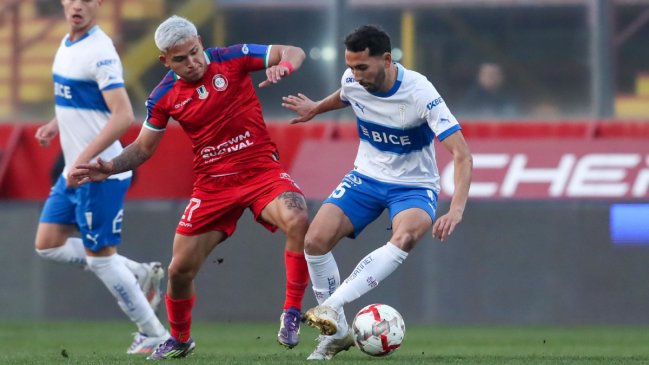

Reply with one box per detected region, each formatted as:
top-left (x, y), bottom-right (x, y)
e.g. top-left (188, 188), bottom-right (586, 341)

top-left (111, 143), bottom-right (151, 174)
top-left (279, 191), bottom-right (306, 211)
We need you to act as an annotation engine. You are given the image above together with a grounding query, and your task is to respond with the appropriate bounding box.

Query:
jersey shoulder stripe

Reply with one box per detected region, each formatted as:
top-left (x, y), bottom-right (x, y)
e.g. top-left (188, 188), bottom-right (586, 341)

top-left (437, 124), bottom-right (461, 141)
top-left (207, 44), bottom-right (268, 63)
top-left (146, 71), bottom-right (177, 112)
top-left (145, 70), bottom-right (177, 129)
top-left (102, 82), bottom-right (125, 91)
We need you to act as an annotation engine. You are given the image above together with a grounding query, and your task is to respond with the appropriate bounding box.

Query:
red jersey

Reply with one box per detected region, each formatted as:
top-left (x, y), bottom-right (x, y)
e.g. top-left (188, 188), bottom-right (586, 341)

top-left (144, 44), bottom-right (279, 178)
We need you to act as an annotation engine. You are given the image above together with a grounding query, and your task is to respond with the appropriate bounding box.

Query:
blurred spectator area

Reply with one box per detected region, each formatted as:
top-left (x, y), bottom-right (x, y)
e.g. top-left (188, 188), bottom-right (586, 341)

top-left (0, 0), bottom-right (169, 119)
top-left (1, 0), bottom-right (649, 121)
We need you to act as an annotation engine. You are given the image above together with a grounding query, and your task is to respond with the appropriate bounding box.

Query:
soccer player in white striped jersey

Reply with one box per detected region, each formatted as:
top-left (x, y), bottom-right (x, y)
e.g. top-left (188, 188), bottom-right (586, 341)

top-left (282, 24), bottom-right (473, 360)
top-left (33, 0), bottom-right (168, 355)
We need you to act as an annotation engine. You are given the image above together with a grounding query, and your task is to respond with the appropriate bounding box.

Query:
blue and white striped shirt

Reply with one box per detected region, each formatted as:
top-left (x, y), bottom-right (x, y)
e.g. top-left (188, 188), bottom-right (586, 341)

top-left (340, 63), bottom-right (460, 193)
top-left (52, 25), bottom-right (130, 180)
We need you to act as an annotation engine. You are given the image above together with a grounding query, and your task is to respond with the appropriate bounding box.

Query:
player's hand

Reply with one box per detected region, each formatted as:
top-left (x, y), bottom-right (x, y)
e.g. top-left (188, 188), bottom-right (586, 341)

top-left (281, 93), bottom-right (317, 124)
top-left (259, 63), bottom-right (292, 88)
top-left (66, 169), bottom-right (81, 188)
top-left (71, 158), bottom-right (114, 185)
top-left (35, 122), bottom-right (58, 147)
top-left (432, 209), bottom-right (463, 242)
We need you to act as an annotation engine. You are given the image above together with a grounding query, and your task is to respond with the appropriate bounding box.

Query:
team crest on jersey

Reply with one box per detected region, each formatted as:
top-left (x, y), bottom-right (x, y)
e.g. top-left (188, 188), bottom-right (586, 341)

top-left (399, 104), bottom-right (406, 124)
top-left (212, 74), bottom-right (228, 91)
top-left (196, 85), bottom-right (209, 99)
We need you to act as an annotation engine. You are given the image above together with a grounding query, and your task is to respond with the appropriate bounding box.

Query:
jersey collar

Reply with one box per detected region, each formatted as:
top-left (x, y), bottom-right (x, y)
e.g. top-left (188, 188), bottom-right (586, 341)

top-left (369, 62), bottom-right (404, 98)
top-left (65, 25), bottom-right (99, 47)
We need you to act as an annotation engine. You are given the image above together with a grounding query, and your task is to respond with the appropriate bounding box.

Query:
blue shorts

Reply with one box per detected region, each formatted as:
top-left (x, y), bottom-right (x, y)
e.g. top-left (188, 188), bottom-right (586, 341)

top-left (323, 170), bottom-right (438, 238)
top-left (39, 175), bottom-right (131, 252)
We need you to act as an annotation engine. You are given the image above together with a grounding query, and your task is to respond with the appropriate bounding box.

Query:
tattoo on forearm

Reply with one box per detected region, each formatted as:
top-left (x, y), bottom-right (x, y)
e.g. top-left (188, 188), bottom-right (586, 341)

top-left (279, 192), bottom-right (306, 210)
top-left (111, 143), bottom-right (150, 174)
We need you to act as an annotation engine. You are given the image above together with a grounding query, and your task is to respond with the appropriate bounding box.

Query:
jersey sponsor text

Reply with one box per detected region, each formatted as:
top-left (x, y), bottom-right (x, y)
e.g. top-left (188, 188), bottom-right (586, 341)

top-left (201, 130), bottom-right (255, 164)
top-left (54, 82), bottom-right (72, 99)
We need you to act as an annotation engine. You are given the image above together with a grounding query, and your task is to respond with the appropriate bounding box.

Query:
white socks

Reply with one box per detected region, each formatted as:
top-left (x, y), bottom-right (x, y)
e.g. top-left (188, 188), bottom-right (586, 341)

top-left (118, 255), bottom-right (149, 279)
top-left (305, 251), bottom-right (350, 338)
top-left (86, 255), bottom-right (166, 337)
top-left (323, 242), bottom-right (408, 310)
top-left (36, 237), bottom-right (87, 267)
top-left (306, 243), bottom-right (409, 338)
top-left (305, 252), bottom-right (340, 304)
top-left (36, 238), bottom-right (148, 278)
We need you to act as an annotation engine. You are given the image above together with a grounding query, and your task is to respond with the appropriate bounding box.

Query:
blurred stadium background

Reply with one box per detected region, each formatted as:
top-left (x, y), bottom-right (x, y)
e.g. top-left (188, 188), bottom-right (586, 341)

top-left (1, 0), bottom-right (649, 329)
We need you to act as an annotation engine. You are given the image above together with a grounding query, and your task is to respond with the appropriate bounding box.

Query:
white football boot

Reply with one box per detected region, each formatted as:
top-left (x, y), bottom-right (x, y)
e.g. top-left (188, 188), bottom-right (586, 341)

top-left (136, 262), bottom-right (165, 312)
top-left (306, 329), bottom-right (355, 360)
top-left (127, 331), bottom-right (170, 354)
top-left (303, 305), bottom-right (340, 336)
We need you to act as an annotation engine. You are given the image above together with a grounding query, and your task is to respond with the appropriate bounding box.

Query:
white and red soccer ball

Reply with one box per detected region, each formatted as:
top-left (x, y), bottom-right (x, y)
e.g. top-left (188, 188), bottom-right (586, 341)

top-left (352, 303), bottom-right (405, 357)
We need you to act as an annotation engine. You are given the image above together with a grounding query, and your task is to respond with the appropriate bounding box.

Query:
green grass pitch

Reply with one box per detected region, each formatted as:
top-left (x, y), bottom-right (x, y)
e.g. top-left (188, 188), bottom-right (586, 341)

top-left (2, 321), bottom-right (649, 364)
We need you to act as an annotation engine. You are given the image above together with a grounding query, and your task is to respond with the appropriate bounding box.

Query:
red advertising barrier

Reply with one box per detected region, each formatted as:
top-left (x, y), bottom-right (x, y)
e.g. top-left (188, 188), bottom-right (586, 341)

top-left (0, 124), bottom-right (195, 200)
top-left (1, 120), bottom-right (648, 200)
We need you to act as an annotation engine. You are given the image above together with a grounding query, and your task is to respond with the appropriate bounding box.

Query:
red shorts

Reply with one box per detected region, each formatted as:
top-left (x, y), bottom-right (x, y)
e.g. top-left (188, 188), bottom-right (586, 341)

top-left (176, 166), bottom-right (303, 236)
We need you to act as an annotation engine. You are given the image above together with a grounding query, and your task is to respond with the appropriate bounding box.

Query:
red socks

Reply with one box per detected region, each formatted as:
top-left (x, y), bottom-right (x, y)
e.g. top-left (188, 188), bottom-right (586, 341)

top-left (166, 294), bottom-right (195, 342)
top-left (164, 251), bottom-right (306, 341)
top-left (284, 250), bottom-right (309, 310)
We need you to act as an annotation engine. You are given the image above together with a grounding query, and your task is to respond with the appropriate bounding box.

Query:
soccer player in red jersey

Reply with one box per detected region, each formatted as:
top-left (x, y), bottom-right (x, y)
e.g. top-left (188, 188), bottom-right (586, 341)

top-left (73, 15), bottom-right (309, 359)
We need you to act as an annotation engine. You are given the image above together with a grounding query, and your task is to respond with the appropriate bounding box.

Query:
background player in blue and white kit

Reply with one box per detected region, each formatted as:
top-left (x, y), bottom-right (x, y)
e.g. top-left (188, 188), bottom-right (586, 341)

top-left (282, 24), bottom-right (473, 360)
top-left (33, 0), bottom-right (168, 355)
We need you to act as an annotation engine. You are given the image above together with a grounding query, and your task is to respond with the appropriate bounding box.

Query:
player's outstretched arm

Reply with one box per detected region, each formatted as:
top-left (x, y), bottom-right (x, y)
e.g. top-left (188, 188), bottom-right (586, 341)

top-left (282, 89), bottom-right (348, 124)
top-left (432, 131), bottom-right (472, 241)
top-left (72, 126), bottom-right (164, 185)
top-left (72, 157), bottom-right (114, 183)
top-left (259, 44), bottom-right (306, 88)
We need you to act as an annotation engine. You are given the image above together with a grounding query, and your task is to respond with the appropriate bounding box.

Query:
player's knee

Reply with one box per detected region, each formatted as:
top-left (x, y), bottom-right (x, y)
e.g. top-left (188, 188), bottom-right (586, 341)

top-left (284, 210), bottom-right (309, 235)
top-left (390, 232), bottom-right (418, 251)
top-left (168, 263), bottom-right (197, 285)
top-left (304, 233), bottom-right (330, 255)
top-left (34, 235), bottom-right (59, 251)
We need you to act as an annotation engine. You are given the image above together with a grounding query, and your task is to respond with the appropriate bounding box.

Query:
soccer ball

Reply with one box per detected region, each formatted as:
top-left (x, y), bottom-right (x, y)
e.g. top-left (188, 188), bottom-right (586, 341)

top-left (352, 303), bottom-right (405, 357)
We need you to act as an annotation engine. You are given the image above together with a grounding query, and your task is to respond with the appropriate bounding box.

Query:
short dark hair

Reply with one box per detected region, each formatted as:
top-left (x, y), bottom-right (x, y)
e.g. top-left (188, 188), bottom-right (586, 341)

top-left (344, 25), bottom-right (391, 57)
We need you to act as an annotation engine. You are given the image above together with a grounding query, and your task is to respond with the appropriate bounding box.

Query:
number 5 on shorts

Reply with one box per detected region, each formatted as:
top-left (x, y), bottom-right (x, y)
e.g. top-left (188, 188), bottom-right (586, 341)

top-left (329, 182), bottom-right (351, 199)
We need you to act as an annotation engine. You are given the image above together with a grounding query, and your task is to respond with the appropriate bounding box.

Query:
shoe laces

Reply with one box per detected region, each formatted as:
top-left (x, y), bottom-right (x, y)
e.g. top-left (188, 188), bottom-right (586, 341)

top-left (284, 308), bottom-right (301, 332)
top-left (313, 335), bottom-right (334, 353)
top-left (128, 333), bottom-right (145, 350)
top-left (155, 337), bottom-right (179, 352)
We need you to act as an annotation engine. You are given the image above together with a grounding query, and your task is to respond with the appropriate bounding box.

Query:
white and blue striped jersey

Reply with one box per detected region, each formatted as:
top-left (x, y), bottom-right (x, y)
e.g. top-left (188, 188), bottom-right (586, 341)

top-left (52, 25), bottom-right (130, 180)
top-left (340, 63), bottom-right (460, 193)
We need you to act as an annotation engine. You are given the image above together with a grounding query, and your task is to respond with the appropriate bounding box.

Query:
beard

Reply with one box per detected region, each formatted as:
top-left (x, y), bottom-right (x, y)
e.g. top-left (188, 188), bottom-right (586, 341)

top-left (360, 69), bottom-right (386, 93)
